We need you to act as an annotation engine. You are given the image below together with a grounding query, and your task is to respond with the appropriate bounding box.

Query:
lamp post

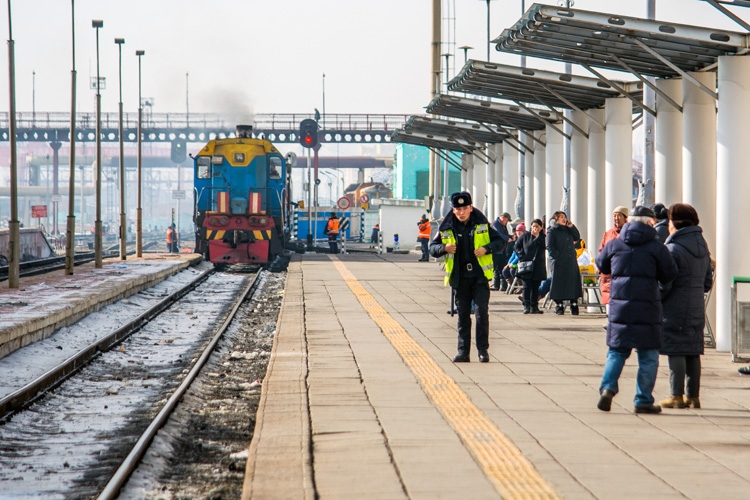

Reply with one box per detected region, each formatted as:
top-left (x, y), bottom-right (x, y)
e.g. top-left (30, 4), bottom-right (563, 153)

top-left (458, 45), bottom-right (473, 65)
top-left (115, 37), bottom-right (126, 260)
top-left (478, 0), bottom-right (495, 61)
top-left (136, 49), bottom-right (144, 257)
top-left (65, 0), bottom-right (75, 274)
top-left (6, 0), bottom-right (20, 288)
top-left (92, 19), bottom-right (103, 268)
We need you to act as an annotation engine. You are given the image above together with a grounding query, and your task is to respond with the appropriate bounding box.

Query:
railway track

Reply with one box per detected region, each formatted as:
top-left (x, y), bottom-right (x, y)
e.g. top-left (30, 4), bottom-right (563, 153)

top-left (0, 264), bottom-right (264, 498)
top-left (0, 238), bottom-right (162, 282)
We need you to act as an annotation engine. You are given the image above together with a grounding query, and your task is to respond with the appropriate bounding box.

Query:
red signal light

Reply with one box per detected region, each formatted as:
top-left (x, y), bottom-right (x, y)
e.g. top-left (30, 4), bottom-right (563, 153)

top-left (299, 119), bottom-right (318, 149)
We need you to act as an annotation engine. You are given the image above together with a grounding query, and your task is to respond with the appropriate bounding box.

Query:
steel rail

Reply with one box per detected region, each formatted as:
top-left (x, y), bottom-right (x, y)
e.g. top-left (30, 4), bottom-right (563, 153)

top-left (97, 270), bottom-right (261, 500)
top-left (0, 264), bottom-right (214, 420)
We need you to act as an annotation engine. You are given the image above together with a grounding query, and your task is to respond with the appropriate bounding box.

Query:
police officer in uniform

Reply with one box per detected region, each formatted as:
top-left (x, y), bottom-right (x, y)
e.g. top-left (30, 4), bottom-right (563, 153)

top-left (430, 191), bottom-right (504, 363)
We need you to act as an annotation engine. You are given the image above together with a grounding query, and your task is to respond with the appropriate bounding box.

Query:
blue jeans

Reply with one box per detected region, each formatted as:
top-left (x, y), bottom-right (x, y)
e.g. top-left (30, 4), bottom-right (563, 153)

top-left (600, 347), bottom-right (659, 407)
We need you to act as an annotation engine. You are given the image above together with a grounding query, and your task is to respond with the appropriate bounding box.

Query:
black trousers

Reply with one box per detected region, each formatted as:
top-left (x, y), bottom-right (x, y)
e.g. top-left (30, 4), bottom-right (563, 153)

top-left (455, 276), bottom-right (490, 354)
top-left (492, 252), bottom-right (509, 288)
top-left (328, 236), bottom-right (338, 254)
top-left (419, 238), bottom-right (428, 259)
top-left (668, 355), bottom-right (701, 397)
top-left (522, 279), bottom-right (541, 309)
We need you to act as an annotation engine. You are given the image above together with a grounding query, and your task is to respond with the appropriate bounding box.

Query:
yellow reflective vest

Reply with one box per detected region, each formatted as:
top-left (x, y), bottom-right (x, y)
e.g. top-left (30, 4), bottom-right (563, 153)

top-left (440, 223), bottom-right (494, 286)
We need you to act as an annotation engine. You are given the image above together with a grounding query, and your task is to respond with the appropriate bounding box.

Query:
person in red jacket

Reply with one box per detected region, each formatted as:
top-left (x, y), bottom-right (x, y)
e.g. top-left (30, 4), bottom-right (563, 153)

top-left (417, 214), bottom-right (431, 261)
top-left (598, 206), bottom-right (629, 306)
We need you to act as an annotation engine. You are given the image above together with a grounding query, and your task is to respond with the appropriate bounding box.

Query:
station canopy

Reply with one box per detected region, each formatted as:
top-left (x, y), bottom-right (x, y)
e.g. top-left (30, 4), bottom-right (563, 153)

top-left (403, 116), bottom-right (509, 144)
top-left (493, 3), bottom-right (750, 80)
top-left (448, 60), bottom-right (642, 111)
top-left (426, 94), bottom-right (556, 131)
top-left (390, 128), bottom-right (484, 154)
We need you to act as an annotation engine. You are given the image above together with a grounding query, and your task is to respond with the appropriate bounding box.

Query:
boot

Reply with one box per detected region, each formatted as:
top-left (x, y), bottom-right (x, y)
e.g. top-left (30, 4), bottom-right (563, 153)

top-left (570, 302), bottom-right (579, 315)
top-left (531, 305), bottom-right (544, 314)
top-left (555, 304), bottom-right (565, 315)
top-left (659, 395), bottom-right (687, 408)
top-left (684, 396), bottom-right (701, 409)
top-left (523, 306), bottom-right (531, 314)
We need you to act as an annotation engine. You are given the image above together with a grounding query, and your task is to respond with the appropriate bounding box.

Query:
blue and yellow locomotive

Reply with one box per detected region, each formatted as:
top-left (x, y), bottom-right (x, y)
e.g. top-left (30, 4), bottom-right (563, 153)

top-left (193, 125), bottom-right (291, 265)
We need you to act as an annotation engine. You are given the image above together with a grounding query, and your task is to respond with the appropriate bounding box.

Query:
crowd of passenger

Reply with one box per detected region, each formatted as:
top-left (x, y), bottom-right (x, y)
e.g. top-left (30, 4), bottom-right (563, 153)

top-left (427, 190), bottom-right (716, 414)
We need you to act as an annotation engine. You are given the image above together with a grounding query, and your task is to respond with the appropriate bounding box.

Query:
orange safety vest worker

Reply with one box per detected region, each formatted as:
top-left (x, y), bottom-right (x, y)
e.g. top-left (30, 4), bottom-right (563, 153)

top-left (326, 218), bottom-right (340, 236)
top-left (418, 220), bottom-right (431, 239)
top-left (166, 227), bottom-right (176, 244)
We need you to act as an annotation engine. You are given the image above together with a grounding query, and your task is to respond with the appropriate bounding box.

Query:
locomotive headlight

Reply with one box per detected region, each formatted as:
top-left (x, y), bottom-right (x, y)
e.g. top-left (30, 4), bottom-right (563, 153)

top-left (259, 217), bottom-right (268, 225)
top-left (220, 217), bottom-right (229, 225)
top-left (210, 217), bottom-right (218, 225)
top-left (211, 155), bottom-right (224, 165)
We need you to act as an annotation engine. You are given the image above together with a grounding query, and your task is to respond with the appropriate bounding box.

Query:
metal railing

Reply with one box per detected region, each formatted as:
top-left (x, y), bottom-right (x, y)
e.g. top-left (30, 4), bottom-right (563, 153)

top-left (0, 112), bottom-right (410, 133)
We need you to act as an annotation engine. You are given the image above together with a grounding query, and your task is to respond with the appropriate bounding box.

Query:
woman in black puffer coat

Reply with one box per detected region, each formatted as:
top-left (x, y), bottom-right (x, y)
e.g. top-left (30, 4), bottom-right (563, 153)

top-left (546, 211), bottom-right (583, 315)
top-left (515, 219), bottom-right (547, 314)
top-left (659, 203), bottom-right (714, 409)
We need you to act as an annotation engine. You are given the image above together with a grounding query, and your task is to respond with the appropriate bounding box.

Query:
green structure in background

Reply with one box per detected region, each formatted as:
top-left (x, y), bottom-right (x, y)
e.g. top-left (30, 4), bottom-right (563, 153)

top-left (393, 144), bottom-right (461, 200)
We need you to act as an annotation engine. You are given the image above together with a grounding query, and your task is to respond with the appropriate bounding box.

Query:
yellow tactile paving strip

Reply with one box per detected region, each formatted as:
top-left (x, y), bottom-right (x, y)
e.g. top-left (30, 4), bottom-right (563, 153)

top-left (331, 257), bottom-right (561, 500)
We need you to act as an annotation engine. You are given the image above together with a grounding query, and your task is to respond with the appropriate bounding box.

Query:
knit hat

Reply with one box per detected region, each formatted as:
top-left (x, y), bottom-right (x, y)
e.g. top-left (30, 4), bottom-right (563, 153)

top-left (652, 203), bottom-right (668, 221)
top-left (515, 223), bottom-right (526, 233)
top-left (451, 191), bottom-right (472, 208)
top-left (669, 203), bottom-right (699, 230)
top-left (613, 205), bottom-right (629, 217)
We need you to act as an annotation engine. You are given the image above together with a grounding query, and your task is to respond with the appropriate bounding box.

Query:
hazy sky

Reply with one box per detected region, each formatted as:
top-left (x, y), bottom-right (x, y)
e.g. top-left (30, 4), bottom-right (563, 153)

top-left (0, 0), bottom-right (746, 118)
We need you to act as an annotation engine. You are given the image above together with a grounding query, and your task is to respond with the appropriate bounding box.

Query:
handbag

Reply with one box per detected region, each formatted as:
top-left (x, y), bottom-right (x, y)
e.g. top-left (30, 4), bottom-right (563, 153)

top-left (516, 247), bottom-right (538, 278)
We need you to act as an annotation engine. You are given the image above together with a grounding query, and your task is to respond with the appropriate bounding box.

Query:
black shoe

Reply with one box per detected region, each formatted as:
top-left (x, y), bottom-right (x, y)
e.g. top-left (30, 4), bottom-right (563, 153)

top-left (523, 307), bottom-right (531, 314)
top-left (555, 305), bottom-right (565, 315)
top-left (598, 389), bottom-right (615, 412)
top-left (453, 352), bottom-right (470, 363)
top-left (531, 307), bottom-right (543, 314)
top-left (570, 303), bottom-right (579, 316)
top-left (478, 350), bottom-right (489, 363)
top-left (739, 366), bottom-right (750, 375)
top-left (634, 404), bottom-right (662, 414)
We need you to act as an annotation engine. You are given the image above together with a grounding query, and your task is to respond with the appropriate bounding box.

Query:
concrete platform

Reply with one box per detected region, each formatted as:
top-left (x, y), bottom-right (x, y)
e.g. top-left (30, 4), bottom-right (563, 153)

top-left (244, 252), bottom-right (750, 500)
top-left (0, 253), bottom-right (202, 359)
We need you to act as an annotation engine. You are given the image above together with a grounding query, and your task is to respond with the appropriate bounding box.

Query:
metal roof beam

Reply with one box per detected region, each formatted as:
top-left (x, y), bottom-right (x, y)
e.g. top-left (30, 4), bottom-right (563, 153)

top-left (537, 82), bottom-right (607, 131)
top-left (429, 146), bottom-right (465, 171)
top-left (512, 100), bottom-right (566, 141)
top-left (703, 0), bottom-right (750, 32)
top-left (479, 122), bottom-right (536, 154)
top-left (583, 64), bottom-right (656, 117)
top-left (610, 54), bottom-right (683, 113)
top-left (627, 36), bottom-right (718, 100)
top-left (530, 95), bottom-right (589, 139)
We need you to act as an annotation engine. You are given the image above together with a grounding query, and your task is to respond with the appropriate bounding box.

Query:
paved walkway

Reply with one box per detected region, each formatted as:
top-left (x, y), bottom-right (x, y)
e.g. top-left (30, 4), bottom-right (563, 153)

top-left (244, 252), bottom-right (750, 500)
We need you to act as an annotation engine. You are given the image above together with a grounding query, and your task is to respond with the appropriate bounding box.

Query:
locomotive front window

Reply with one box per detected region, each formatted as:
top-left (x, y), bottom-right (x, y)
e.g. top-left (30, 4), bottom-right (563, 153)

top-left (197, 157), bottom-right (211, 179)
top-left (234, 152), bottom-right (246, 163)
top-left (269, 157), bottom-right (282, 180)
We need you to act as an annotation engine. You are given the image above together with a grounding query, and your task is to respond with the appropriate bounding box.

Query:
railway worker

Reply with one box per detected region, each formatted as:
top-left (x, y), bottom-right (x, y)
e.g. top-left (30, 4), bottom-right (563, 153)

top-left (166, 223), bottom-right (178, 253)
top-left (325, 212), bottom-right (340, 254)
top-left (490, 211), bottom-right (513, 290)
top-left (429, 191), bottom-right (504, 363)
top-left (598, 206), bottom-right (629, 307)
top-left (595, 206), bottom-right (678, 414)
top-left (417, 214), bottom-right (431, 261)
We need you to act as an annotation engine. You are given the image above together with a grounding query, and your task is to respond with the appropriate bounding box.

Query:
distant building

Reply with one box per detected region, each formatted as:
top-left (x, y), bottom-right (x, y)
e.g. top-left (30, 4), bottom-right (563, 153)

top-left (393, 144), bottom-right (460, 200)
